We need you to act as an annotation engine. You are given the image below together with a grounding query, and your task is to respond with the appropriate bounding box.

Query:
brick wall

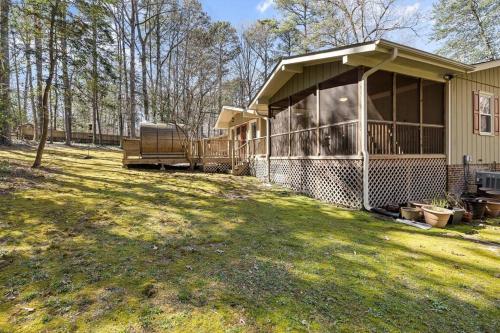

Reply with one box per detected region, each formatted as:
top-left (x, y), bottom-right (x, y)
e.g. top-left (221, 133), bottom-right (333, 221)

top-left (447, 163), bottom-right (500, 195)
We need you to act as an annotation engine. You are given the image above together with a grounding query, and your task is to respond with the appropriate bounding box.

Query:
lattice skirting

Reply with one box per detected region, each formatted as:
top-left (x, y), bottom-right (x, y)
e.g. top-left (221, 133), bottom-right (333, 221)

top-left (203, 162), bottom-right (231, 173)
top-left (249, 158), bottom-right (268, 181)
top-left (369, 158), bottom-right (446, 208)
top-left (268, 159), bottom-right (363, 208)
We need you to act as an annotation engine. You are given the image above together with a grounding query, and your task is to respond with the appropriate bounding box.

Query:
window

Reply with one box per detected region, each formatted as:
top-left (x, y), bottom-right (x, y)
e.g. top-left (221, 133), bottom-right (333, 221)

top-left (251, 122), bottom-right (257, 139)
top-left (479, 93), bottom-right (493, 135)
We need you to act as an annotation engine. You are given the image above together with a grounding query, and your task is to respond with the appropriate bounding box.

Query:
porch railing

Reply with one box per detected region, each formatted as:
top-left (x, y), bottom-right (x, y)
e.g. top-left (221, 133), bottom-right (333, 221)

top-left (367, 120), bottom-right (444, 155)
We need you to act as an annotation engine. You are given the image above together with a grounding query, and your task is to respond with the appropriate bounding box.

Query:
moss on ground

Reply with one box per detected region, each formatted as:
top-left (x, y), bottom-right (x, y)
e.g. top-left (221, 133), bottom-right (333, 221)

top-left (0, 144), bottom-right (499, 332)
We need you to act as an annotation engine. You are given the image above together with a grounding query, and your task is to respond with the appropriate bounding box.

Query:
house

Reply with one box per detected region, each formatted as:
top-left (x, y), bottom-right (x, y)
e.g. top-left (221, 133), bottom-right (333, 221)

top-left (214, 39), bottom-right (499, 209)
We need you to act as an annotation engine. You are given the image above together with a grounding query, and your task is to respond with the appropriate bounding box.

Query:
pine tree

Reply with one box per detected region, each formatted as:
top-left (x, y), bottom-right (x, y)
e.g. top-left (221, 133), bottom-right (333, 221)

top-left (431, 0), bottom-right (499, 63)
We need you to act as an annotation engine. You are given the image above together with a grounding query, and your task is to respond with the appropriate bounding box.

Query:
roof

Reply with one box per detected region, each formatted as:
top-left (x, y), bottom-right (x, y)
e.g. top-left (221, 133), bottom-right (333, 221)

top-left (473, 59), bottom-right (500, 72)
top-left (214, 106), bottom-right (261, 130)
top-left (248, 39), bottom-right (476, 113)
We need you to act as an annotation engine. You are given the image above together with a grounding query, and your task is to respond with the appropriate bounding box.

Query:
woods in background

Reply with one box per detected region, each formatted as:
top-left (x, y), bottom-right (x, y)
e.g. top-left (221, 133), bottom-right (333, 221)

top-left (0, 0), bottom-right (498, 167)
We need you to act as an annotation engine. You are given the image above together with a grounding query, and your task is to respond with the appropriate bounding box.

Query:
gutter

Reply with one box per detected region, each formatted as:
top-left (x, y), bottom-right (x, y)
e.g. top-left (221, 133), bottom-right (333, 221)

top-left (360, 48), bottom-right (398, 211)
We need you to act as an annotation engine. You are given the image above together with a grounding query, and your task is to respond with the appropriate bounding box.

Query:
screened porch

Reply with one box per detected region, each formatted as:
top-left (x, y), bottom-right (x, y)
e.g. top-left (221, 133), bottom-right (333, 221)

top-left (268, 67), bottom-right (446, 158)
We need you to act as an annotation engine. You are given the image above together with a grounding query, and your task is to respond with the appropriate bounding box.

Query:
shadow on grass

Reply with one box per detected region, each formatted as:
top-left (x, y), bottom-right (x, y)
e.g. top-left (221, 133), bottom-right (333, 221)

top-left (0, 145), bottom-right (498, 332)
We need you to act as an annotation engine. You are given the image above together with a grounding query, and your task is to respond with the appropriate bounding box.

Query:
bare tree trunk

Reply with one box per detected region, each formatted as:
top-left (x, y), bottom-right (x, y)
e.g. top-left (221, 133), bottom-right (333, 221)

top-left (62, 7), bottom-right (72, 145)
top-left (33, 0), bottom-right (59, 168)
top-left (115, 17), bottom-right (124, 146)
top-left (12, 32), bottom-right (23, 128)
top-left (23, 36), bottom-right (37, 140)
top-left (129, 0), bottom-right (137, 137)
top-left (34, 16), bottom-right (43, 140)
top-left (92, 17), bottom-right (98, 144)
top-left (0, 0), bottom-right (11, 145)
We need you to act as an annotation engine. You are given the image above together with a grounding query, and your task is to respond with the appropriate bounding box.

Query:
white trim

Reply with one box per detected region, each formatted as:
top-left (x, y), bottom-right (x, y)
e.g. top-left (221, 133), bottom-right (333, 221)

top-left (473, 60), bottom-right (500, 72)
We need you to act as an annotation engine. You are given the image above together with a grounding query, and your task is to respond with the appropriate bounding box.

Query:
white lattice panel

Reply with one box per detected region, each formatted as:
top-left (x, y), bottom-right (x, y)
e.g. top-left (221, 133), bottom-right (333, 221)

top-left (269, 159), bottom-right (363, 208)
top-left (369, 158), bottom-right (446, 208)
top-left (249, 158), bottom-right (268, 181)
top-left (203, 162), bottom-right (231, 173)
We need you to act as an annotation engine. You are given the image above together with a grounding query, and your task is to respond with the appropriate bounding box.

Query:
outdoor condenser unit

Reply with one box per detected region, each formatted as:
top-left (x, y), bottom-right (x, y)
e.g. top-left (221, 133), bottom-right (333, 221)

top-left (476, 171), bottom-right (500, 190)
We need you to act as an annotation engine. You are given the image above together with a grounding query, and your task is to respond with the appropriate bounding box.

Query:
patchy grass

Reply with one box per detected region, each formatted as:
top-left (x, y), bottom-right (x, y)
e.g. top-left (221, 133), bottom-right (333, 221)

top-left (0, 144), bottom-right (499, 332)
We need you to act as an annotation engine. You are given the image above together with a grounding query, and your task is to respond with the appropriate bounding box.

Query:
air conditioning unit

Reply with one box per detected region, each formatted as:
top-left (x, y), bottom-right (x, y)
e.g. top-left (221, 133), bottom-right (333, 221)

top-left (476, 171), bottom-right (500, 190)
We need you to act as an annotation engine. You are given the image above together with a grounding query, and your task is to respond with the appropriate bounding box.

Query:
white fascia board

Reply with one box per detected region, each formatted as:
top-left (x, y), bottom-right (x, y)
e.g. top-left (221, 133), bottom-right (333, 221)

top-left (473, 60), bottom-right (500, 72)
top-left (281, 43), bottom-right (378, 66)
top-left (375, 41), bottom-right (474, 72)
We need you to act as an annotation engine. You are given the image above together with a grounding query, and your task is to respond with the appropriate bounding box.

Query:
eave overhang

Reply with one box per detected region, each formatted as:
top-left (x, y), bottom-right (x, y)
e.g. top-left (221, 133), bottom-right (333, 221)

top-left (214, 106), bottom-right (261, 130)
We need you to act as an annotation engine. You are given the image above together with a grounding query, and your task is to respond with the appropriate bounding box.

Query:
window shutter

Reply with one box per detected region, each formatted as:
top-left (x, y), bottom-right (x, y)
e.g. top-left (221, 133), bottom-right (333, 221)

top-left (495, 96), bottom-right (499, 136)
top-left (473, 91), bottom-right (480, 134)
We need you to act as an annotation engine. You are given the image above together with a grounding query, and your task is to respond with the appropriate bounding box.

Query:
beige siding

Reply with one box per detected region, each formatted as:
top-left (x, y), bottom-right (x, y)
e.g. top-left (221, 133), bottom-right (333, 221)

top-left (449, 66), bottom-right (500, 165)
top-left (269, 61), bottom-right (354, 104)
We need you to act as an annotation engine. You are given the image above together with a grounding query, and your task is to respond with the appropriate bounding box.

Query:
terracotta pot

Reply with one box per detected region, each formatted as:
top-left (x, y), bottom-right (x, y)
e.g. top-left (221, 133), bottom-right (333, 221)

top-left (409, 201), bottom-right (430, 213)
top-left (422, 205), bottom-right (453, 228)
top-left (400, 207), bottom-right (422, 221)
top-left (485, 200), bottom-right (500, 218)
top-left (463, 211), bottom-right (473, 223)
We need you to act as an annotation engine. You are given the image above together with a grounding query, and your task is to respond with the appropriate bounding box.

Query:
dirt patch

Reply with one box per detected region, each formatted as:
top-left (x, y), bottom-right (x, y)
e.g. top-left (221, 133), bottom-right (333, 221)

top-left (0, 160), bottom-right (50, 194)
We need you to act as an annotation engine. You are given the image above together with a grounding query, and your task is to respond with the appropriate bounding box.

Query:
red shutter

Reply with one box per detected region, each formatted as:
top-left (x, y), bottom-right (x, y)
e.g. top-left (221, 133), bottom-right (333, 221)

top-left (473, 91), bottom-right (480, 134)
top-left (495, 96), bottom-right (499, 136)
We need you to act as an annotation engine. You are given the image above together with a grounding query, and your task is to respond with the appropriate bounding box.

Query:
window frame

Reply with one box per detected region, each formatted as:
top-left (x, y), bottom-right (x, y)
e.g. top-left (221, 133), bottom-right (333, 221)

top-left (479, 91), bottom-right (494, 136)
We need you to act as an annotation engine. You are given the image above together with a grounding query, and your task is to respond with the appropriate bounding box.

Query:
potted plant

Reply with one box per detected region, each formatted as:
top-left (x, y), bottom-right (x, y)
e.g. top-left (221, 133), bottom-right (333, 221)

top-left (421, 205), bottom-right (454, 228)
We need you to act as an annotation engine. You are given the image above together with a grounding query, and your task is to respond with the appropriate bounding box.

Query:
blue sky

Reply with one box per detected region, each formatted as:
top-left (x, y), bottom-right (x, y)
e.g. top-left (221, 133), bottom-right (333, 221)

top-left (200, 0), bottom-right (440, 53)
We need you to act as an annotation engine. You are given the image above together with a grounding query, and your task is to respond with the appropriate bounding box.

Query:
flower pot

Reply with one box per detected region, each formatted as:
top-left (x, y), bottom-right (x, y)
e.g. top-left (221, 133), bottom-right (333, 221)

top-left (463, 211), bottom-right (473, 223)
top-left (463, 198), bottom-right (487, 220)
top-left (449, 208), bottom-right (466, 224)
top-left (421, 205), bottom-right (453, 228)
top-left (409, 201), bottom-right (430, 213)
top-left (400, 207), bottom-right (422, 221)
top-left (485, 200), bottom-right (500, 218)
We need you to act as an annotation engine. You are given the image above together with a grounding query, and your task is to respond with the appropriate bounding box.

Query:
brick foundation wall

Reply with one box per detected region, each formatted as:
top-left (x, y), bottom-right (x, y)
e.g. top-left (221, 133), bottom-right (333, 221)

top-left (447, 163), bottom-right (500, 195)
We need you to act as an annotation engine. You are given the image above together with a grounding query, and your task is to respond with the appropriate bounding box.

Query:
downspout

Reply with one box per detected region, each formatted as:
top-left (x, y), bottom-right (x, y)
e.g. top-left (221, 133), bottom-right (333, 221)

top-left (360, 48), bottom-right (398, 211)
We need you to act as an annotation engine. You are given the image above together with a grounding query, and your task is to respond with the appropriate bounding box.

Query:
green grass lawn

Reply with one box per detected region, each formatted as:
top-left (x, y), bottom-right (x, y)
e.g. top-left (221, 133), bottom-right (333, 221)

top-left (0, 144), bottom-right (499, 332)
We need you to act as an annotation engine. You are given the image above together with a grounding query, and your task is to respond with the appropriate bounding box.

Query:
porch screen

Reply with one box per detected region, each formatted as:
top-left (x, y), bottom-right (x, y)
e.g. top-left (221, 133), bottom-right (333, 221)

top-left (270, 98), bottom-right (289, 156)
top-left (290, 88), bottom-right (317, 156)
top-left (367, 70), bottom-right (392, 121)
top-left (422, 80), bottom-right (445, 154)
top-left (367, 72), bottom-right (445, 155)
top-left (319, 69), bottom-right (359, 155)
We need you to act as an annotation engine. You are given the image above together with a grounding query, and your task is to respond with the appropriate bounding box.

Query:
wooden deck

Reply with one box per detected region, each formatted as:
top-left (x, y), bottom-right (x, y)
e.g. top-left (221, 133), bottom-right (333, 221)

top-left (122, 136), bottom-right (265, 173)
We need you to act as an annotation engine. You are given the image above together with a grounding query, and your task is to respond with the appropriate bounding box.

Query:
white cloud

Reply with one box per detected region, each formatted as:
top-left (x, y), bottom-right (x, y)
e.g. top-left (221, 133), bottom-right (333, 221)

top-left (401, 1), bottom-right (420, 16)
top-left (256, 0), bottom-right (273, 13)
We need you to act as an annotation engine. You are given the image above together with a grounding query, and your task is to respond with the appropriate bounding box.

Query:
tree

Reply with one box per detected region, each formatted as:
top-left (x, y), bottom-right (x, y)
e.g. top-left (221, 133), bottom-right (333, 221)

top-left (315, 0), bottom-right (421, 47)
top-left (275, 0), bottom-right (317, 53)
top-left (431, 0), bottom-right (499, 63)
top-left (0, 0), bottom-right (11, 145)
top-left (244, 19), bottom-right (277, 79)
top-left (61, 2), bottom-right (72, 145)
top-left (33, 0), bottom-right (61, 168)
